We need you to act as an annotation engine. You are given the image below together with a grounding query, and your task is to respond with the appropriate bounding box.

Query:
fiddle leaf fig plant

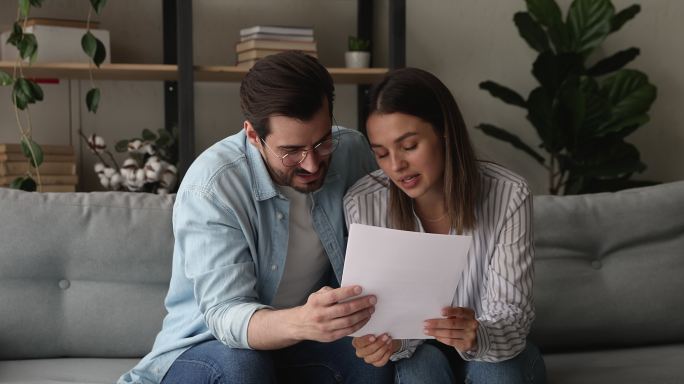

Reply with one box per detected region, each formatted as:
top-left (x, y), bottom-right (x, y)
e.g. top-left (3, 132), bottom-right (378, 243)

top-left (477, 0), bottom-right (657, 195)
top-left (3, 0), bottom-right (107, 191)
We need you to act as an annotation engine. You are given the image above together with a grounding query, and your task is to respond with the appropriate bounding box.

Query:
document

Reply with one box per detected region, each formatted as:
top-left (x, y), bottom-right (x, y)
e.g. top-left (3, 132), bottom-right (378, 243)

top-left (341, 224), bottom-right (471, 339)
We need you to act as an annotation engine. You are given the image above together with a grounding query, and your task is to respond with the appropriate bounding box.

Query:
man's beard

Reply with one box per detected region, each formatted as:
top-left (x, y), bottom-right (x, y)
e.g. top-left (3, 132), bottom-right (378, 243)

top-left (269, 161), bottom-right (330, 193)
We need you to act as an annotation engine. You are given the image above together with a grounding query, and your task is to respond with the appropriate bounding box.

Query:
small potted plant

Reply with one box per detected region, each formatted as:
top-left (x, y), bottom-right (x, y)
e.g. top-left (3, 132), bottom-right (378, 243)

top-left (345, 36), bottom-right (371, 68)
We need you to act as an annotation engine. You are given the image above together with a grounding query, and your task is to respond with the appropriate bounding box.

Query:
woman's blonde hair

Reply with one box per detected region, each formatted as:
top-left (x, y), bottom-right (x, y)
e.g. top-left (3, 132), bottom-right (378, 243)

top-left (366, 67), bottom-right (480, 234)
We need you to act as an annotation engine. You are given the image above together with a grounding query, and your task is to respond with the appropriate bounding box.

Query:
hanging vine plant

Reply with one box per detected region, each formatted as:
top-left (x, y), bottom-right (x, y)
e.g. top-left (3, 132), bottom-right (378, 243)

top-left (0, 0), bottom-right (108, 191)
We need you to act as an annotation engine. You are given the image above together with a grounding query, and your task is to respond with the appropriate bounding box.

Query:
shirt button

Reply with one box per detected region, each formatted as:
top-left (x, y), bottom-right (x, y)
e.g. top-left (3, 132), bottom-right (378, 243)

top-left (276, 212), bottom-right (284, 220)
top-left (271, 264), bottom-right (277, 271)
top-left (58, 279), bottom-right (70, 290)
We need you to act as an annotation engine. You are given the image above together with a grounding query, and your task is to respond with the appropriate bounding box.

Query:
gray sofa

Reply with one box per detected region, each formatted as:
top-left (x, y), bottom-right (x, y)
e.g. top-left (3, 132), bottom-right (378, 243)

top-left (1, 181), bottom-right (683, 383)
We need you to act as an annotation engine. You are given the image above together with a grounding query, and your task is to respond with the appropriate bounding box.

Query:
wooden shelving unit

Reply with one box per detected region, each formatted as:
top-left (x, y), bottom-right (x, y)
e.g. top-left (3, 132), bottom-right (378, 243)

top-left (0, 61), bottom-right (388, 84)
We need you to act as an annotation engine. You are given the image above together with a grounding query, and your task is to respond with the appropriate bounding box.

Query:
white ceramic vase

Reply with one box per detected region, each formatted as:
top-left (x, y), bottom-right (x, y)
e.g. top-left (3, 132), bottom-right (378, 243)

top-left (345, 51), bottom-right (371, 68)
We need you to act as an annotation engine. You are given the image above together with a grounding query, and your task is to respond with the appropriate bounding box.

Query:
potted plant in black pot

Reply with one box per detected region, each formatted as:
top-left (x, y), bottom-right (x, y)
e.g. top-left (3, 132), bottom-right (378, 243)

top-left (477, 0), bottom-right (657, 195)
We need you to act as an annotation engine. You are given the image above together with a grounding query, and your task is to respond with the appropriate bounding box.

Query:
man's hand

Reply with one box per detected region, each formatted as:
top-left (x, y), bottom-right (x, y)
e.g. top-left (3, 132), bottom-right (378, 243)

top-left (352, 334), bottom-right (400, 367)
top-left (424, 307), bottom-right (479, 353)
top-left (292, 285), bottom-right (376, 342)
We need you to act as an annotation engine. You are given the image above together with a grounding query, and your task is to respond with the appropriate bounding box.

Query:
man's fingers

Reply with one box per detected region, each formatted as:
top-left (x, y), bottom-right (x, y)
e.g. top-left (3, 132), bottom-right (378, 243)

top-left (324, 295), bottom-right (376, 319)
top-left (316, 285), bottom-right (363, 306)
top-left (372, 346), bottom-right (393, 367)
top-left (442, 306), bottom-right (475, 319)
top-left (325, 306), bottom-right (374, 333)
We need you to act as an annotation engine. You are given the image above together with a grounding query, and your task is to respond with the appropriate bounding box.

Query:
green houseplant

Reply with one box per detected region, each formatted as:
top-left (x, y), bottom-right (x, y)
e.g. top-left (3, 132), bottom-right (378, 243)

top-left (0, 0), bottom-right (107, 191)
top-left (477, 0), bottom-right (657, 195)
top-left (345, 35), bottom-right (371, 68)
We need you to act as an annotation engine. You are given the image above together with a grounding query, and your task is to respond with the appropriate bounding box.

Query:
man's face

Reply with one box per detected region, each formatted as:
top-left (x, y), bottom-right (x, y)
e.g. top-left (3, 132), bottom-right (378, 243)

top-left (246, 104), bottom-right (333, 193)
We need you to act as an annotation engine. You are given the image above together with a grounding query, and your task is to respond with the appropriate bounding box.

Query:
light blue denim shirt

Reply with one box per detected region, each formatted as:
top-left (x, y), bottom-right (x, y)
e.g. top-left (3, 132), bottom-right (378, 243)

top-left (118, 127), bottom-right (376, 384)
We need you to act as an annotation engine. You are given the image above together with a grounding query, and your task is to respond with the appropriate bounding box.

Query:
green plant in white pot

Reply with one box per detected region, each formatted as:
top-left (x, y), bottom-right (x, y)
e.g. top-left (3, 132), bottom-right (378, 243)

top-left (478, 0), bottom-right (657, 195)
top-left (345, 36), bottom-right (371, 68)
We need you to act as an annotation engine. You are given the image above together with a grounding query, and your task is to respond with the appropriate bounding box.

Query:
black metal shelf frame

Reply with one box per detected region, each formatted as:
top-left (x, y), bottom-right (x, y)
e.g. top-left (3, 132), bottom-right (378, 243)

top-left (164, 0), bottom-right (406, 178)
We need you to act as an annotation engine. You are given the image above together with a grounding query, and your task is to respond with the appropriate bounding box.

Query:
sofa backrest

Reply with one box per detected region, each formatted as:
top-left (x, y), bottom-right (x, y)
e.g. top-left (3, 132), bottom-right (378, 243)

top-left (530, 181), bottom-right (684, 351)
top-left (0, 189), bottom-right (174, 359)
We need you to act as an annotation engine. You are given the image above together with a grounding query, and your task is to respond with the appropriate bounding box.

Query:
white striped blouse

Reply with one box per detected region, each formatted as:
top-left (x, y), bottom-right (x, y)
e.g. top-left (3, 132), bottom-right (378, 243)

top-left (343, 162), bottom-right (535, 362)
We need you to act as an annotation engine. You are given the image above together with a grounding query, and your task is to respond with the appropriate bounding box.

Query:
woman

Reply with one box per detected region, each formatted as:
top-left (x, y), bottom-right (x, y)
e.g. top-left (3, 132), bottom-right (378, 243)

top-left (343, 68), bottom-right (546, 383)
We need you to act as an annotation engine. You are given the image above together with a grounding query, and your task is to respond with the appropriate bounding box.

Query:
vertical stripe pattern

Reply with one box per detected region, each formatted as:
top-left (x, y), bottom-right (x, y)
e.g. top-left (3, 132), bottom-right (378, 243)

top-left (343, 162), bottom-right (535, 362)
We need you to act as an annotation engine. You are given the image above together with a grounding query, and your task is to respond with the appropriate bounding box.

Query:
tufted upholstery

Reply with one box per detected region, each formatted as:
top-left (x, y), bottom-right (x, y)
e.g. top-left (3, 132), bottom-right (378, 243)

top-left (0, 189), bottom-right (173, 360)
top-left (1, 181), bottom-right (684, 383)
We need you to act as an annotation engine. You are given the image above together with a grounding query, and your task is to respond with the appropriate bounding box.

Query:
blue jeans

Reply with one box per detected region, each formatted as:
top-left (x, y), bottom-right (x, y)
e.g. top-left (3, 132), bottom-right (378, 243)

top-left (161, 338), bottom-right (394, 384)
top-left (395, 341), bottom-right (546, 384)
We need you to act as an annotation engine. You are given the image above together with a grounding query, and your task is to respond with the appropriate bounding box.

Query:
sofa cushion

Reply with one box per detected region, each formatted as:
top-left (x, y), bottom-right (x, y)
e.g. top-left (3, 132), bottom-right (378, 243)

top-left (0, 189), bottom-right (174, 359)
top-left (0, 358), bottom-right (138, 383)
top-left (543, 343), bottom-right (684, 384)
top-left (530, 181), bottom-right (684, 351)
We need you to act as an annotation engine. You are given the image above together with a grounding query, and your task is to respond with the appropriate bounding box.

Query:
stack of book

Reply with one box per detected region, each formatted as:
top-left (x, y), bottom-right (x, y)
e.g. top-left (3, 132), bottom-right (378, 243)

top-left (236, 25), bottom-right (317, 67)
top-left (0, 144), bottom-right (78, 192)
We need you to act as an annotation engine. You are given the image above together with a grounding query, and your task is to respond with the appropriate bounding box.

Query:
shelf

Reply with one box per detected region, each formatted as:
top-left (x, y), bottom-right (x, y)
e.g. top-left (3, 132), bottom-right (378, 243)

top-left (0, 61), bottom-right (388, 84)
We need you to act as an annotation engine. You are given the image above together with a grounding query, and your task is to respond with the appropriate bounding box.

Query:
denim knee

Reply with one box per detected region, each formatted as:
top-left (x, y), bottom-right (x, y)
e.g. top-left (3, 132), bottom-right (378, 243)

top-left (394, 343), bottom-right (454, 384)
top-left (464, 342), bottom-right (546, 384)
top-left (162, 340), bottom-right (276, 384)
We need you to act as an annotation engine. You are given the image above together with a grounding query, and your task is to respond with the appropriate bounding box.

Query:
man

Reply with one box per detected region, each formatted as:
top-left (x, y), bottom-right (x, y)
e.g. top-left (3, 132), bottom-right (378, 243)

top-left (118, 52), bottom-right (392, 383)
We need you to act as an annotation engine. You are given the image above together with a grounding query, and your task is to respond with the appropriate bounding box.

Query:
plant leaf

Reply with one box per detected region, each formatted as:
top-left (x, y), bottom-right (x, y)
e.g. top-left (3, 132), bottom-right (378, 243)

top-left (81, 31), bottom-right (97, 59)
top-left (476, 123), bottom-right (546, 164)
top-left (586, 48), bottom-right (640, 77)
top-left (514, 12), bottom-right (551, 53)
top-left (10, 176), bottom-right (37, 191)
top-left (479, 81), bottom-right (527, 108)
top-left (29, 0), bottom-right (46, 6)
top-left (90, 0), bottom-right (108, 15)
top-left (19, 0), bottom-right (31, 18)
top-left (553, 76), bottom-right (585, 152)
top-left (93, 38), bottom-right (107, 67)
top-left (18, 33), bottom-right (38, 60)
top-left (142, 128), bottom-right (157, 141)
top-left (0, 70), bottom-right (13, 86)
top-left (86, 87), bottom-right (101, 113)
top-left (532, 51), bottom-right (584, 93)
top-left (526, 86), bottom-right (557, 151)
top-left (156, 129), bottom-right (172, 147)
top-left (574, 141), bottom-right (645, 178)
top-left (27, 79), bottom-right (43, 101)
top-left (577, 76), bottom-right (611, 138)
top-left (20, 137), bottom-right (44, 167)
top-left (611, 4), bottom-right (640, 32)
top-left (7, 23), bottom-right (23, 46)
top-left (526, 0), bottom-right (563, 27)
top-left (115, 139), bottom-right (129, 152)
top-left (567, 0), bottom-right (614, 56)
top-left (600, 69), bottom-right (657, 127)
top-left (526, 0), bottom-right (570, 52)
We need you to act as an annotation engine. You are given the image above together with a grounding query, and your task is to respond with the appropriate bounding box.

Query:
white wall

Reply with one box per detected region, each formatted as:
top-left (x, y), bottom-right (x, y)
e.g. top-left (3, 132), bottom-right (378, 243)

top-left (1, 0), bottom-right (682, 193)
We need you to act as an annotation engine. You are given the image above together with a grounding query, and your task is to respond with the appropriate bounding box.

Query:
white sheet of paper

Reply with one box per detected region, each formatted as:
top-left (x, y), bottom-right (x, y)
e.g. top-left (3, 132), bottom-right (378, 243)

top-left (341, 223), bottom-right (471, 339)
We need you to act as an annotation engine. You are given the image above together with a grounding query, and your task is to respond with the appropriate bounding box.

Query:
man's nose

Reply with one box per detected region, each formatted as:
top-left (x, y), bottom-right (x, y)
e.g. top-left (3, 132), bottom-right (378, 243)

top-left (298, 150), bottom-right (320, 173)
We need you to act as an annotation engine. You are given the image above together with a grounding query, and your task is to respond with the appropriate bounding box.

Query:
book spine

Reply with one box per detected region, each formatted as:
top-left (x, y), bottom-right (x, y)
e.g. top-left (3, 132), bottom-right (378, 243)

top-left (0, 144), bottom-right (74, 155)
top-left (0, 153), bottom-right (76, 162)
top-left (0, 161), bottom-right (77, 176)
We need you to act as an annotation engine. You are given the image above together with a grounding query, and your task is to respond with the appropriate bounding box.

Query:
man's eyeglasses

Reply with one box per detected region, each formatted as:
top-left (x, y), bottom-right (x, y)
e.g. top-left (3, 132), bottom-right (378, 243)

top-left (260, 135), bottom-right (340, 167)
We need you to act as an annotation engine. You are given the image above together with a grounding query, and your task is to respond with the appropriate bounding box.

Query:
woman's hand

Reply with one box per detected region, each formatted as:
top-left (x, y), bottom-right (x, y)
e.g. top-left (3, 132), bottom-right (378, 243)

top-left (424, 307), bottom-right (479, 353)
top-left (352, 334), bottom-right (400, 367)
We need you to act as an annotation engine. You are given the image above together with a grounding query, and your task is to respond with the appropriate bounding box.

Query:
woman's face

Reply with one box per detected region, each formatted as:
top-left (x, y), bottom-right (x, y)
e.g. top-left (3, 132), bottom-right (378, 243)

top-left (366, 112), bottom-right (446, 203)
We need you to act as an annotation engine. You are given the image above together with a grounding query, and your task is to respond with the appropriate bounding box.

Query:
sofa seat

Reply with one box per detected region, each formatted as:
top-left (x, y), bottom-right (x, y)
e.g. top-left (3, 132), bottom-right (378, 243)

top-left (544, 343), bottom-right (684, 384)
top-left (0, 358), bottom-right (137, 384)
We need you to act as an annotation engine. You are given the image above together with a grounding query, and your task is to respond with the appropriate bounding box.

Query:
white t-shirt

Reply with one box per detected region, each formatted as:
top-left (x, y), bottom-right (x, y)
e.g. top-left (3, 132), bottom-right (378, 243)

top-left (271, 186), bottom-right (330, 308)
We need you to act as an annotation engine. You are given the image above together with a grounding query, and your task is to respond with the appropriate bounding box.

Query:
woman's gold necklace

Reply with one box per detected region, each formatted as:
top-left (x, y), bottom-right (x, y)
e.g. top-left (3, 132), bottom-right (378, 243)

top-left (419, 211), bottom-right (448, 222)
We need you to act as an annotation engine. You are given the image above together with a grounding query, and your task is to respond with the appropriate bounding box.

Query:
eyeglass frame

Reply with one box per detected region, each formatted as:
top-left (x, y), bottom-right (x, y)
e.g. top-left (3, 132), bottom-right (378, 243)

top-left (259, 128), bottom-right (340, 167)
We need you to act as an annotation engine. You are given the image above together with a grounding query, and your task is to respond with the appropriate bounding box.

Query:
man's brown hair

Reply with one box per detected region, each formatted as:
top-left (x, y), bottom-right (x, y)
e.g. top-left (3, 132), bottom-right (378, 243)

top-left (240, 51), bottom-right (335, 138)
